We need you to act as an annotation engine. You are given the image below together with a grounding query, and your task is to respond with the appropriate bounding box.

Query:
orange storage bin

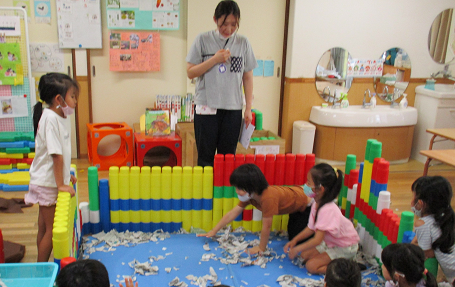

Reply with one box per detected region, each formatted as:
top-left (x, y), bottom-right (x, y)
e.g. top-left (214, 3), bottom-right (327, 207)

top-left (87, 122), bottom-right (133, 170)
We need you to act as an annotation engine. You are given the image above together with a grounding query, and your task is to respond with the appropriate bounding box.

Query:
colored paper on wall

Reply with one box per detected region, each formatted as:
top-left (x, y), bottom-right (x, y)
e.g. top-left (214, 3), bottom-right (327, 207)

top-left (253, 60), bottom-right (263, 76)
top-left (13, 1), bottom-right (31, 19)
top-left (0, 43), bottom-right (24, 86)
top-left (109, 31), bottom-right (160, 72)
top-left (263, 60), bottom-right (274, 77)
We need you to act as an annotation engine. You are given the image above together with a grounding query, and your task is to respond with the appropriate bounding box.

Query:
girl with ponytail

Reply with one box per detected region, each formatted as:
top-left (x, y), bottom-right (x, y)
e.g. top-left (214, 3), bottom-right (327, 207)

top-left (284, 163), bottom-right (359, 274)
top-left (411, 176), bottom-right (455, 284)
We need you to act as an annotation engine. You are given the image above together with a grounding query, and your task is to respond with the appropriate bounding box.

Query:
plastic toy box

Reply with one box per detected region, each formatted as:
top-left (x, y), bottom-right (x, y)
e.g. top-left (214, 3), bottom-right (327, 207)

top-left (0, 262), bottom-right (58, 287)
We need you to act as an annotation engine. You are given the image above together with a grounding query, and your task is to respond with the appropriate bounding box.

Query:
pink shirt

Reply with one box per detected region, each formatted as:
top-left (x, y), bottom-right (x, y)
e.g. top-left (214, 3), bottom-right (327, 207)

top-left (308, 202), bottom-right (359, 248)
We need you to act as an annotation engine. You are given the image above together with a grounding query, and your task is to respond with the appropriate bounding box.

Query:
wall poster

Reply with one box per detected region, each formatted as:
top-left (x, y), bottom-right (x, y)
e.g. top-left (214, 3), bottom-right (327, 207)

top-left (107, 0), bottom-right (180, 30)
top-left (109, 31), bottom-right (160, 72)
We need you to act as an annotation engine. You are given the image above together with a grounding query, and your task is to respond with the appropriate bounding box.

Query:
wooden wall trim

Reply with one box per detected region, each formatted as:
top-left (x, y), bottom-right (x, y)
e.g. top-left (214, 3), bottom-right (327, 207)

top-left (278, 0), bottom-right (290, 136)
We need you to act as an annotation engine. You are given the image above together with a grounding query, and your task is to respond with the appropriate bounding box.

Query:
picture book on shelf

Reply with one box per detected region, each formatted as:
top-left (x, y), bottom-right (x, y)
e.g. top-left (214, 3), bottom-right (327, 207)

top-left (145, 108), bottom-right (170, 136)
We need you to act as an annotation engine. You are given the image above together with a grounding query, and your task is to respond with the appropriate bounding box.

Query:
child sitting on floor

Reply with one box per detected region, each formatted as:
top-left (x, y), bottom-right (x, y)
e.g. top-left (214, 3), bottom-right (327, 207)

top-left (324, 258), bottom-right (361, 287)
top-left (284, 163), bottom-right (360, 274)
top-left (381, 243), bottom-right (437, 287)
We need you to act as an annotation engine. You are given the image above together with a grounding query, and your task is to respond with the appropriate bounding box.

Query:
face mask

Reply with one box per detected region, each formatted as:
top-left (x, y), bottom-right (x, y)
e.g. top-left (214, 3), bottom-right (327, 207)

top-left (411, 202), bottom-right (422, 218)
top-left (238, 193), bottom-right (251, 202)
top-left (58, 99), bottom-right (74, 117)
top-left (215, 29), bottom-right (236, 40)
top-left (303, 184), bottom-right (316, 198)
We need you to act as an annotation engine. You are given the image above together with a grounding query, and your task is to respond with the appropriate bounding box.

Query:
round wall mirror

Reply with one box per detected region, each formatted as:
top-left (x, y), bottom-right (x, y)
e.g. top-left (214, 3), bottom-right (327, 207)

top-left (428, 8), bottom-right (455, 64)
top-left (374, 47), bottom-right (411, 102)
top-left (315, 47), bottom-right (352, 102)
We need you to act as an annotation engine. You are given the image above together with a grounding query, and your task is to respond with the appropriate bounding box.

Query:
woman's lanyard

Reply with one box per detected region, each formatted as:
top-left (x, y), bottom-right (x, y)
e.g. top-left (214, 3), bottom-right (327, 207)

top-left (202, 38), bottom-right (230, 58)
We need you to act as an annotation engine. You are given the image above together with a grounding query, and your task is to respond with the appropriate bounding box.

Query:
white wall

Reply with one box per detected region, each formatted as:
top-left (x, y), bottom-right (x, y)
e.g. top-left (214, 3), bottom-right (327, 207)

top-left (286, 0), bottom-right (455, 78)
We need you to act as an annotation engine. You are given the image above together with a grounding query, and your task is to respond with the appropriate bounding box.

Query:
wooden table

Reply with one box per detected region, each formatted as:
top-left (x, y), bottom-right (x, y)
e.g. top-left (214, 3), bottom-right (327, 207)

top-left (420, 128), bottom-right (455, 175)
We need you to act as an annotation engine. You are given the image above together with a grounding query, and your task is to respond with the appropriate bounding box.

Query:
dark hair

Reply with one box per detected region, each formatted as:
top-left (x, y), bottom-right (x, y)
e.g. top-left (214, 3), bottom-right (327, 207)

top-left (33, 73), bottom-right (79, 136)
top-left (325, 258), bottom-right (361, 287)
top-left (412, 176), bottom-right (455, 253)
top-left (391, 244), bottom-right (437, 287)
top-left (214, 0), bottom-right (240, 27)
top-left (55, 259), bottom-right (110, 287)
top-left (230, 164), bottom-right (268, 195)
top-left (381, 243), bottom-right (401, 278)
top-left (310, 163), bottom-right (343, 222)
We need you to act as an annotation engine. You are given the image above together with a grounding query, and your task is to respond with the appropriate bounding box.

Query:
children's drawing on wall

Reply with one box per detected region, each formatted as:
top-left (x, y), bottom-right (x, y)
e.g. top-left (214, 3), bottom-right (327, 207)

top-left (109, 31), bottom-right (160, 72)
top-left (34, 0), bottom-right (51, 24)
top-left (107, 0), bottom-right (120, 8)
top-left (12, 1), bottom-right (31, 19)
top-left (2, 99), bottom-right (12, 115)
top-left (30, 43), bottom-right (65, 73)
top-left (108, 10), bottom-right (135, 28)
top-left (0, 42), bottom-right (24, 85)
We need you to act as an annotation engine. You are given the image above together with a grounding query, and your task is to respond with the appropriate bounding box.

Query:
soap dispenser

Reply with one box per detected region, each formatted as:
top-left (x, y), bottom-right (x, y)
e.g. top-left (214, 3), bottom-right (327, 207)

top-left (341, 93), bottom-right (349, 108)
top-left (399, 93), bottom-right (408, 109)
top-left (370, 93), bottom-right (377, 109)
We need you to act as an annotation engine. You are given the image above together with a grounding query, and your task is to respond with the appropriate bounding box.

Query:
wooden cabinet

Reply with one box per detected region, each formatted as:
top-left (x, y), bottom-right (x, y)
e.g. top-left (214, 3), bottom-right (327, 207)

top-left (313, 124), bottom-right (415, 163)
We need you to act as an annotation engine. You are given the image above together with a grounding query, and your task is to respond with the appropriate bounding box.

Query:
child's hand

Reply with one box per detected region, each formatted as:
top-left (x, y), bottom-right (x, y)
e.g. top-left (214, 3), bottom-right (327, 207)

top-left (59, 185), bottom-right (76, 197)
top-left (197, 230), bottom-right (216, 238)
top-left (283, 240), bottom-right (296, 254)
top-left (70, 174), bottom-right (77, 185)
top-left (288, 247), bottom-right (300, 260)
top-left (119, 277), bottom-right (138, 287)
top-left (247, 246), bottom-right (264, 255)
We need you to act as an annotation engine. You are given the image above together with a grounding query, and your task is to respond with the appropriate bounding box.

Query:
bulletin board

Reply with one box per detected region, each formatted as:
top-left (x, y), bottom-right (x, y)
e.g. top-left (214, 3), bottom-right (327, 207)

top-left (0, 7), bottom-right (35, 133)
top-left (56, 0), bottom-right (102, 49)
top-left (106, 0), bottom-right (180, 30)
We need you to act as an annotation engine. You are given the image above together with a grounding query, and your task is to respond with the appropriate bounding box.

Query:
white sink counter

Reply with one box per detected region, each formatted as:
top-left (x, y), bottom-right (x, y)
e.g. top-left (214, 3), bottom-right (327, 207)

top-left (309, 105), bottom-right (417, 128)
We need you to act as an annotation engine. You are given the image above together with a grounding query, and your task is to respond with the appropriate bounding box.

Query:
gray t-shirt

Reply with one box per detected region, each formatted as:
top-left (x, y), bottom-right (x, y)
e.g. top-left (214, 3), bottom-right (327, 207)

top-left (415, 215), bottom-right (455, 282)
top-left (186, 30), bottom-right (257, 110)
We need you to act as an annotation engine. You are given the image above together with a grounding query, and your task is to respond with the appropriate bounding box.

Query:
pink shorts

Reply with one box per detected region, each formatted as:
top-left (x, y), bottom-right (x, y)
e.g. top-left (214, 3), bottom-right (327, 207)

top-left (24, 184), bottom-right (58, 206)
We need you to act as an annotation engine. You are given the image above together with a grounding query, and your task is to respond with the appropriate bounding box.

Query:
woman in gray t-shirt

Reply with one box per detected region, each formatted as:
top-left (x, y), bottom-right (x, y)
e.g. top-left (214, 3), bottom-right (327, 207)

top-left (186, 0), bottom-right (257, 167)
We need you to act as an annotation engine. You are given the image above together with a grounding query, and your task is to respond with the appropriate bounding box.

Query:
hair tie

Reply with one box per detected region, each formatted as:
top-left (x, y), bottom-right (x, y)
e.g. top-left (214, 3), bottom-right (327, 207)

top-left (333, 167), bottom-right (338, 177)
top-left (38, 98), bottom-right (44, 104)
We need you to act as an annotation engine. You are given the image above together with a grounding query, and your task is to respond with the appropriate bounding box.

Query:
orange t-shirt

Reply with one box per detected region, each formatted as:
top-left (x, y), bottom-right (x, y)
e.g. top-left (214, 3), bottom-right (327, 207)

top-left (237, 185), bottom-right (310, 218)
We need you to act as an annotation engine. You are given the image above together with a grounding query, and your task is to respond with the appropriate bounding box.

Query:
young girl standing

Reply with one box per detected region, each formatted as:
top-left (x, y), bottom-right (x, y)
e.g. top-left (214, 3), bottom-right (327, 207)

top-left (381, 243), bottom-right (437, 287)
top-left (25, 73), bottom-right (79, 262)
top-left (186, 0), bottom-right (257, 167)
top-left (283, 163), bottom-right (359, 274)
top-left (411, 176), bottom-right (455, 284)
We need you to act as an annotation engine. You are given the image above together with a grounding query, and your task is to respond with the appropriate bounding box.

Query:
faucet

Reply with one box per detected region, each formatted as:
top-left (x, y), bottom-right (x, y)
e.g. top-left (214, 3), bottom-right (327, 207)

top-left (390, 87), bottom-right (400, 108)
top-left (331, 89), bottom-right (341, 108)
top-left (430, 57), bottom-right (455, 81)
top-left (322, 86), bottom-right (331, 102)
top-left (382, 86), bottom-right (389, 101)
top-left (363, 89), bottom-right (371, 108)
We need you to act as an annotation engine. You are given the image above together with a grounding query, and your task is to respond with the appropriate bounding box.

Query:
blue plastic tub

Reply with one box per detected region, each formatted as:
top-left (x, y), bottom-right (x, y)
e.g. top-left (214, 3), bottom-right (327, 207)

top-left (0, 263), bottom-right (58, 287)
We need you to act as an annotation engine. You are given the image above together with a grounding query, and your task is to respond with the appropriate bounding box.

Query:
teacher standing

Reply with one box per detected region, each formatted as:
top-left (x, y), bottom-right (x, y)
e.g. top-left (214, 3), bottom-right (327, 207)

top-left (186, 0), bottom-right (257, 167)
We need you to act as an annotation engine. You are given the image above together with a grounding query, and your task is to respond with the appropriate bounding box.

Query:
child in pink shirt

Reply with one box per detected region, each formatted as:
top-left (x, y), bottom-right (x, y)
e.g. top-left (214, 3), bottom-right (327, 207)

top-left (284, 163), bottom-right (360, 274)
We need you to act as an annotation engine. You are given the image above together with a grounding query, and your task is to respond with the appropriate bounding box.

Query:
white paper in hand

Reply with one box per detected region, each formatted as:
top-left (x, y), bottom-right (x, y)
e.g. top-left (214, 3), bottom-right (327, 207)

top-left (239, 122), bottom-right (255, 149)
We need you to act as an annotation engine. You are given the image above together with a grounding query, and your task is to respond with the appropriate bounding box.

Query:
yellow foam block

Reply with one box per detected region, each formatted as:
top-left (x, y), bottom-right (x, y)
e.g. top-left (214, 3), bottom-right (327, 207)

top-left (28, 152), bottom-right (35, 158)
top-left (0, 153), bottom-right (23, 159)
top-left (0, 164), bottom-right (12, 170)
top-left (6, 171), bottom-right (30, 185)
top-left (16, 163), bottom-right (30, 170)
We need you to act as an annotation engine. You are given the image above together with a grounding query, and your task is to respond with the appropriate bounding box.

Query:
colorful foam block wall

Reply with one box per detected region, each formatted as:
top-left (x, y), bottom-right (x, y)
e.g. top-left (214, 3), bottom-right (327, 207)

top-left (52, 166), bottom-right (82, 270)
top-left (0, 132), bottom-right (35, 191)
top-left (336, 139), bottom-right (415, 264)
top-left (82, 153), bottom-right (316, 235)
